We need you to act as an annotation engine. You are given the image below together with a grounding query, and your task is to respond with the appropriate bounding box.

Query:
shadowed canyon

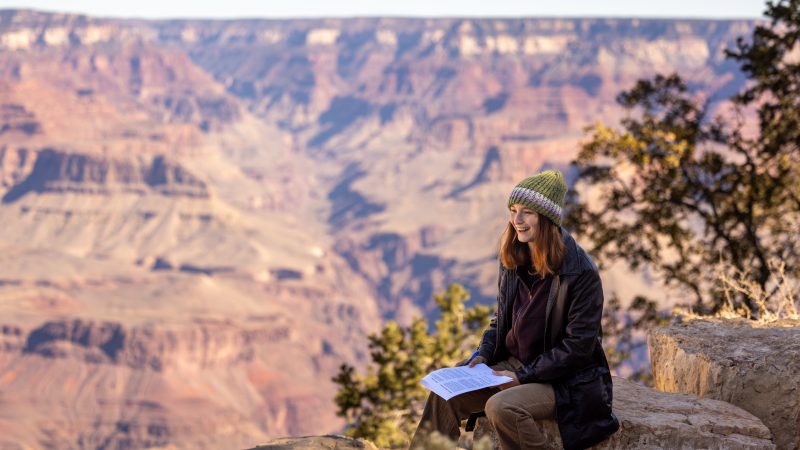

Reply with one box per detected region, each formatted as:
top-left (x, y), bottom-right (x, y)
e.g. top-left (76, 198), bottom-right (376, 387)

top-left (0, 10), bottom-right (754, 449)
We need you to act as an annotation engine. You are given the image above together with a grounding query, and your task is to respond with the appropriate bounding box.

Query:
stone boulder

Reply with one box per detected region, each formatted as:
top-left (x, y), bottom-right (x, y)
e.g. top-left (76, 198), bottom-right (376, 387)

top-left (472, 376), bottom-right (774, 449)
top-left (247, 435), bottom-right (378, 450)
top-left (649, 318), bottom-right (800, 449)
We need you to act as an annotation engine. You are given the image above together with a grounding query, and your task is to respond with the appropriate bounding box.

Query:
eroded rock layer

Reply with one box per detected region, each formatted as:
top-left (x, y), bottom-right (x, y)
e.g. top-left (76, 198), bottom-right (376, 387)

top-left (0, 9), bottom-right (760, 449)
top-left (649, 318), bottom-right (800, 449)
top-left (472, 376), bottom-right (775, 450)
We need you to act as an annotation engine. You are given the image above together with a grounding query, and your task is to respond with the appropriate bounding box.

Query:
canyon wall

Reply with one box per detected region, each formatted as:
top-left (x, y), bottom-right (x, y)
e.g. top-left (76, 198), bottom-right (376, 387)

top-left (0, 9), bottom-right (756, 448)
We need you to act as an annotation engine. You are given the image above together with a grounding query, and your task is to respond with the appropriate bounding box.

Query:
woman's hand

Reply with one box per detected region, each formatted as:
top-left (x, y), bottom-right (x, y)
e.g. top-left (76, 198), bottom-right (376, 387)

top-left (492, 370), bottom-right (520, 390)
top-left (467, 355), bottom-right (487, 367)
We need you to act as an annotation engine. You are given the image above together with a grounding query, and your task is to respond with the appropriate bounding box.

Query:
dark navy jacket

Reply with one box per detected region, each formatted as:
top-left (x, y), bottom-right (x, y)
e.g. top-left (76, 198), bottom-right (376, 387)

top-left (477, 228), bottom-right (619, 450)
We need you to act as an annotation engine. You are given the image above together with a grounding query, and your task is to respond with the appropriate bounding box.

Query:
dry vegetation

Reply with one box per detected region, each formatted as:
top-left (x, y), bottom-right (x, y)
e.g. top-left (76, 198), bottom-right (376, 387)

top-left (679, 258), bottom-right (799, 323)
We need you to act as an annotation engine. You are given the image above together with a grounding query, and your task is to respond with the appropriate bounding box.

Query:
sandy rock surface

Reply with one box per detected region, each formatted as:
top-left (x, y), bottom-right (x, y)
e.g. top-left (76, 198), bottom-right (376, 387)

top-left (473, 376), bottom-right (774, 450)
top-left (247, 435), bottom-right (378, 450)
top-left (649, 318), bottom-right (800, 449)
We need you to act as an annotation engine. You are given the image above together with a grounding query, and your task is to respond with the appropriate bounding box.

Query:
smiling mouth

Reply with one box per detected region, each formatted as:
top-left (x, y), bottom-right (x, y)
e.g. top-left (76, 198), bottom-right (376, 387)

top-left (516, 227), bottom-right (530, 232)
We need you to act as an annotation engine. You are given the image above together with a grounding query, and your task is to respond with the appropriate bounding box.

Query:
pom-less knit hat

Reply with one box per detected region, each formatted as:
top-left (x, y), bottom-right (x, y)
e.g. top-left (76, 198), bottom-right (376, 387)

top-left (508, 170), bottom-right (567, 226)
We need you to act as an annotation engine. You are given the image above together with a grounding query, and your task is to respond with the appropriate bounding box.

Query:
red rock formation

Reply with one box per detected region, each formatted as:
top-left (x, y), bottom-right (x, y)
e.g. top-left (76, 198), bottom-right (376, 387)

top-left (0, 10), bottom-right (757, 449)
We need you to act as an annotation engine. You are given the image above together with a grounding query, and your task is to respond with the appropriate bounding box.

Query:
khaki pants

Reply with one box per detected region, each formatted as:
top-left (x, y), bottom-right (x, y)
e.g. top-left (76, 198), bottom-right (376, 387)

top-left (410, 357), bottom-right (556, 450)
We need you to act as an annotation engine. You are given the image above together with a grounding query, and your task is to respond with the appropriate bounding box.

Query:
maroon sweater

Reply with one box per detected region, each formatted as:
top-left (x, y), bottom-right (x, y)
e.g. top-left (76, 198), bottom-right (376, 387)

top-left (505, 267), bottom-right (551, 366)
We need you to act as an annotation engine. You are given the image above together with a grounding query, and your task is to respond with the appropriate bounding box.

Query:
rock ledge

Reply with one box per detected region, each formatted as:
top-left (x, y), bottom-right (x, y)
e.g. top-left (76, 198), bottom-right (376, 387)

top-left (472, 376), bottom-right (774, 450)
top-left (248, 435), bottom-right (378, 450)
top-left (649, 318), bottom-right (800, 449)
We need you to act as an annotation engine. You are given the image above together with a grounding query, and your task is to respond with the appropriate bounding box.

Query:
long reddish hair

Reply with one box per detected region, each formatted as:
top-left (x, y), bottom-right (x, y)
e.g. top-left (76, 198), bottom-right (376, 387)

top-left (499, 213), bottom-right (565, 277)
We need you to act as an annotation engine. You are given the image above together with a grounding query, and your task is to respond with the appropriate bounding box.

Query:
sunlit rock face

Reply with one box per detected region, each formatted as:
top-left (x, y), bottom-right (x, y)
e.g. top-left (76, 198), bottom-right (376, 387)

top-left (471, 377), bottom-right (775, 450)
top-left (0, 9), bottom-right (755, 449)
top-left (247, 435), bottom-right (378, 450)
top-left (649, 319), bottom-right (800, 450)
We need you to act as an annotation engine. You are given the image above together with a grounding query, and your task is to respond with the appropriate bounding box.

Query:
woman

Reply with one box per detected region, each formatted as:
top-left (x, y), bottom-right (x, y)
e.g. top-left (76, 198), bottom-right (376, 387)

top-left (411, 170), bottom-right (619, 450)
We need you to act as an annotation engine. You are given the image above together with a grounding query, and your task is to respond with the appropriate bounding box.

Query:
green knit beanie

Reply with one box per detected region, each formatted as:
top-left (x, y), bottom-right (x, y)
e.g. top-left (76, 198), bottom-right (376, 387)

top-left (507, 170), bottom-right (567, 226)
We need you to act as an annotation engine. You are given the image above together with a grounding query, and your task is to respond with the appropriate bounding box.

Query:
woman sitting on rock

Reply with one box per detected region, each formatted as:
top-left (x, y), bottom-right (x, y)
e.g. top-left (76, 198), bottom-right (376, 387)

top-left (411, 170), bottom-right (619, 450)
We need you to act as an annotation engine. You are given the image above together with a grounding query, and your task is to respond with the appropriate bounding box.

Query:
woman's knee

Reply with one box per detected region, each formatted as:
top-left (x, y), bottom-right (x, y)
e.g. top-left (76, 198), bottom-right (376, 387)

top-left (426, 392), bottom-right (446, 410)
top-left (484, 392), bottom-right (513, 422)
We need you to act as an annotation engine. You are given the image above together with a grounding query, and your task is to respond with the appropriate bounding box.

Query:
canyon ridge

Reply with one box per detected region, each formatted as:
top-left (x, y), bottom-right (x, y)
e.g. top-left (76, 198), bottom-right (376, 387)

top-left (0, 10), bottom-right (754, 449)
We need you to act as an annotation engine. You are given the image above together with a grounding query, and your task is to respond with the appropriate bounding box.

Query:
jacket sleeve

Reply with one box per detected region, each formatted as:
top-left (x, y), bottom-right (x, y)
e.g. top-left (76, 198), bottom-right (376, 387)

top-left (515, 268), bottom-right (603, 384)
top-left (477, 262), bottom-right (505, 361)
top-left (477, 311), bottom-right (497, 361)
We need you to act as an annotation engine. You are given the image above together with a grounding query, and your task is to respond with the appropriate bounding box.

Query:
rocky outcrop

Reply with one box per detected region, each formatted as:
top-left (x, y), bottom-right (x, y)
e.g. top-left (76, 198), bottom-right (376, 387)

top-left (0, 9), bottom-right (766, 450)
top-left (472, 376), bottom-right (774, 450)
top-left (1, 149), bottom-right (209, 203)
top-left (0, 312), bottom-right (369, 450)
top-left (247, 435), bottom-right (378, 450)
top-left (21, 318), bottom-right (292, 370)
top-left (0, 10), bottom-right (755, 320)
top-left (0, 146), bottom-right (36, 195)
top-left (649, 318), bottom-right (800, 450)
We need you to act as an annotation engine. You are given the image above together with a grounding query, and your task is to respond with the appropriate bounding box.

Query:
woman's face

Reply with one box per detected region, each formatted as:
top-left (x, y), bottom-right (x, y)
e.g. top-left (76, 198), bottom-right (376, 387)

top-left (509, 203), bottom-right (538, 243)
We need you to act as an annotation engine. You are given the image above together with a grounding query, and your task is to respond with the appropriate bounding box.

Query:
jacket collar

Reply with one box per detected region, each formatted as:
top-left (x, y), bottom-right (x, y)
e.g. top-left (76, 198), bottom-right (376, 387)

top-left (557, 227), bottom-right (584, 276)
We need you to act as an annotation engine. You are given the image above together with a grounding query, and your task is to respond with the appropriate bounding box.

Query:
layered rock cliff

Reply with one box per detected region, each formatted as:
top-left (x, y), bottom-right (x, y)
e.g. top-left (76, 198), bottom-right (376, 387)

top-left (0, 10), bottom-right (755, 314)
top-left (649, 318), bottom-right (800, 449)
top-left (0, 9), bottom-right (759, 449)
